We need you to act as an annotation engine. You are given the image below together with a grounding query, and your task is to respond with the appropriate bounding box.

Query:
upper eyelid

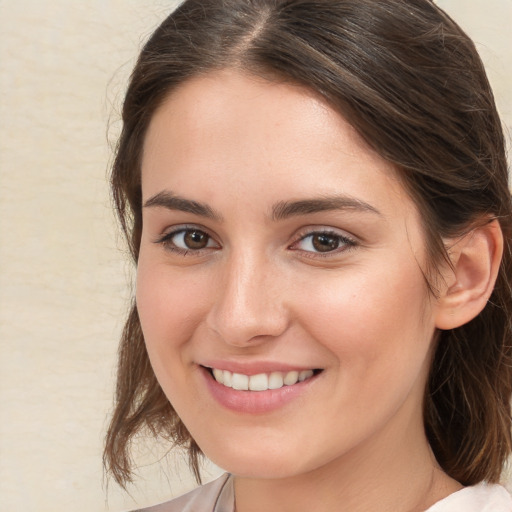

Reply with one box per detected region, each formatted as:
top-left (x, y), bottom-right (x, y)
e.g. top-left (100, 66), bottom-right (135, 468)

top-left (291, 225), bottom-right (358, 243)
top-left (153, 224), bottom-right (358, 249)
top-left (155, 224), bottom-right (218, 241)
top-left (289, 227), bottom-right (359, 254)
top-left (154, 226), bottom-right (221, 256)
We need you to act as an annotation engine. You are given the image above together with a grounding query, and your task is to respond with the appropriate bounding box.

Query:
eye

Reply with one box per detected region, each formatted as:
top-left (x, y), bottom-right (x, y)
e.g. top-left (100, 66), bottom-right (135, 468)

top-left (291, 230), bottom-right (356, 255)
top-left (156, 227), bottom-right (219, 254)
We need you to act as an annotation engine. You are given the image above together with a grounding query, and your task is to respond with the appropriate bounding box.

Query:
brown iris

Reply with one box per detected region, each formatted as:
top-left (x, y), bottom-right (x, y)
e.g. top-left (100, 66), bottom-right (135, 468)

top-left (184, 230), bottom-right (209, 249)
top-left (312, 233), bottom-right (340, 252)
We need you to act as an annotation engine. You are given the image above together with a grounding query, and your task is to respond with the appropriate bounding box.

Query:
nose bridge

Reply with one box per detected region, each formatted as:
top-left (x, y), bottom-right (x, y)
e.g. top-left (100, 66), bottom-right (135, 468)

top-left (207, 247), bottom-right (287, 345)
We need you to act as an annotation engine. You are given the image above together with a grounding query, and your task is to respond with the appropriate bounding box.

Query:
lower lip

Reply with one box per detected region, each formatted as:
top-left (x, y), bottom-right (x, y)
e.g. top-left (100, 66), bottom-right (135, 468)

top-left (200, 366), bottom-right (320, 414)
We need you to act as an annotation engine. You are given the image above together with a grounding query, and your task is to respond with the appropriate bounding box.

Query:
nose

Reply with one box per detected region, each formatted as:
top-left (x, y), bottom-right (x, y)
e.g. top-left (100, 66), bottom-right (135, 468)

top-left (206, 250), bottom-right (289, 347)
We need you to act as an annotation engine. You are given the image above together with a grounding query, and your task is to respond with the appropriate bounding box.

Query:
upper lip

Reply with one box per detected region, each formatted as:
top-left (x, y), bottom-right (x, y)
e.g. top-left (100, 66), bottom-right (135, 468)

top-left (200, 360), bottom-right (321, 376)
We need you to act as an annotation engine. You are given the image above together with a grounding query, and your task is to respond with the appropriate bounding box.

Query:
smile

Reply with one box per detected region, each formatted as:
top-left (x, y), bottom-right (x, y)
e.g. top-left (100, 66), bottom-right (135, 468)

top-left (209, 368), bottom-right (316, 391)
top-left (201, 365), bottom-right (323, 413)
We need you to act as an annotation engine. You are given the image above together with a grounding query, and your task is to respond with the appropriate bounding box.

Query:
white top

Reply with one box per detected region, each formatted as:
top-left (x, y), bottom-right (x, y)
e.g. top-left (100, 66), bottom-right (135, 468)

top-left (136, 473), bottom-right (512, 512)
top-left (426, 481), bottom-right (512, 511)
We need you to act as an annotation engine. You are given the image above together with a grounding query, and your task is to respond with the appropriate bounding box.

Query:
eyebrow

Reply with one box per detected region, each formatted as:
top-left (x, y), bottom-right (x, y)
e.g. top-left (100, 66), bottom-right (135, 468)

top-left (143, 190), bottom-right (381, 222)
top-left (143, 191), bottom-right (223, 221)
top-left (271, 196), bottom-right (381, 221)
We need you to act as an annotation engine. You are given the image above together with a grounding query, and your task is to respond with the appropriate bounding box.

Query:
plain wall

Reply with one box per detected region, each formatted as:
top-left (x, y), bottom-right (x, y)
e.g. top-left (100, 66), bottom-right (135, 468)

top-left (0, 1), bottom-right (510, 510)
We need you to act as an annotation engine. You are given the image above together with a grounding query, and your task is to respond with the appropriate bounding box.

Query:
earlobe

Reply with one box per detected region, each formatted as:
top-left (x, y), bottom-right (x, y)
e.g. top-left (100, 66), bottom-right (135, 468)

top-left (435, 219), bottom-right (503, 330)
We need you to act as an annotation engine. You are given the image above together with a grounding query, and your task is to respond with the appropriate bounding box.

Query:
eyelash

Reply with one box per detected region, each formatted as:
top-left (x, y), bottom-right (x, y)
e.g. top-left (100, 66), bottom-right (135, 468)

top-left (289, 229), bottom-right (357, 258)
top-left (154, 226), bottom-right (358, 258)
top-left (154, 226), bottom-right (219, 256)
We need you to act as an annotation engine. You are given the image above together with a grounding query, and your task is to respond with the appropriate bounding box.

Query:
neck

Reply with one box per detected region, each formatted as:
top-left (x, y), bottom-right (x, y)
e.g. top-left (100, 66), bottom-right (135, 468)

top-left (233, 414), bottom-right (461, 512)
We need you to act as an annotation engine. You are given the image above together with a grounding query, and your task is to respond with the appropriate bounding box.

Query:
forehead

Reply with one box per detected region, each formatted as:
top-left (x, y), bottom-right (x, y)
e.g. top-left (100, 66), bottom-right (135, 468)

top-left (141, 69), bottom-right (414, 221)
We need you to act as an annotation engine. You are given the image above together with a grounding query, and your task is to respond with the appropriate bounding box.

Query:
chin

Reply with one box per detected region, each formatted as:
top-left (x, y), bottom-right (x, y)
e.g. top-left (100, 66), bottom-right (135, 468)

top-left (214, 459), bottom-right (304, 480)
top-left (200, 438), bottom-right (316, 479)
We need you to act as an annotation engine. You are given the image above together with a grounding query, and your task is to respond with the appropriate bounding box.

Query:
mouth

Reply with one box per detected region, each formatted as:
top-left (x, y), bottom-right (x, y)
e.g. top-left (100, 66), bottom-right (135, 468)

top-left (204, 366), bottom-right (322, 391)
top-left (200, 364), bottom-right (324, 413)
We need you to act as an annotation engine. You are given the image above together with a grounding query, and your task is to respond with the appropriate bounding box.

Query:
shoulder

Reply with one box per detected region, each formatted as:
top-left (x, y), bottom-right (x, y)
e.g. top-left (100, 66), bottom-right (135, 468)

top-left (426, 482), bottom-right (512, 512)
top-left (133, 473), bottom-right (234, 512)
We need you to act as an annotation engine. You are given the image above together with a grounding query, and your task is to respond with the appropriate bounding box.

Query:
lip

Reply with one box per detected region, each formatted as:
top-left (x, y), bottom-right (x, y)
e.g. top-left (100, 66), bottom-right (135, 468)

top-left (200, 359), bottom-right (318, 376)
top-left (199, 364), bottom-right (322, 414)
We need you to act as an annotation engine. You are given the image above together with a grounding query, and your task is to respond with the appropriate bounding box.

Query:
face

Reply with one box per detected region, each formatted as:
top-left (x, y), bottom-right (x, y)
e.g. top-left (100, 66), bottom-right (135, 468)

top-left (137, 70), bottom-right (443, 479)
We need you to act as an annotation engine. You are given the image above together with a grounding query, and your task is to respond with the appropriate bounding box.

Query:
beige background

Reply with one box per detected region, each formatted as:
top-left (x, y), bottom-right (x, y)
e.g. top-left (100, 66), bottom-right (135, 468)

top-left (0, 1), bottom-right (510, 511)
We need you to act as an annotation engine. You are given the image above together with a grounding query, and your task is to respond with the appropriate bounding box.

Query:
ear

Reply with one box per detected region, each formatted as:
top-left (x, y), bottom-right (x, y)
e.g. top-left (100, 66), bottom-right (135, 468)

top-left (435, 219), bottom-right (503, 330)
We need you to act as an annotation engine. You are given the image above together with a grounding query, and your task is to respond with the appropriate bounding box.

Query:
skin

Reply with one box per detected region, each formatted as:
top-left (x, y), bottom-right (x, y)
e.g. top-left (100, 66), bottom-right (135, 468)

top-left (136, 70), bottom-right (464, 511)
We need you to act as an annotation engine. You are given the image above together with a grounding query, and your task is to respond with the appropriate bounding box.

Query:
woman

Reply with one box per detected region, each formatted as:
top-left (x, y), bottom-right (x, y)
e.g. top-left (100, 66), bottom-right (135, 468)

top-left (104, 1), bottom-right (512, 510)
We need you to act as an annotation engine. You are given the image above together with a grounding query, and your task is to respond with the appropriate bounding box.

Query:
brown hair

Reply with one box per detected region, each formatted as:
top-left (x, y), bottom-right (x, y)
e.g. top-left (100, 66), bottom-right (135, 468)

top-left (104, 0), bottom-right (512, 488)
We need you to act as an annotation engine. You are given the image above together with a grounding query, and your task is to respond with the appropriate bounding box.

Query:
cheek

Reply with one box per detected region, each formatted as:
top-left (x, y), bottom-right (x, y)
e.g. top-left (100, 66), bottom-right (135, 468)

top-left (135, 259), bottom-right (210, 375)
top-left (293, 259), bottom-right (435, 385)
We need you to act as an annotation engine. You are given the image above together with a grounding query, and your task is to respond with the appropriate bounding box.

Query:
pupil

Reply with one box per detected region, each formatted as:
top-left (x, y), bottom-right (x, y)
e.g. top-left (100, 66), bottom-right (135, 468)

top-left (185, 230), bottom-right (208, 249)
top-left (312, 234), bottom-right (339, 252)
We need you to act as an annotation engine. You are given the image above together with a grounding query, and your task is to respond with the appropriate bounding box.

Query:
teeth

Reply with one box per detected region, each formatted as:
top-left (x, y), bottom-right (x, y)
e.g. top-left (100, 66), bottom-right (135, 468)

top-left (248, 373), bottom-right (268, 391)
top-left (211, 368), bottom-right (316, 391)
top-left (223, 370), bottom-right (232, 387)
top-left (284, 370), bottom-right (299, 385)
top-left (268, 371), bottom-right (284, 389)
top-left (299, 369), bottom-right (314, 381)
top-left (213, 368), bottom-right (224, 384)
top-left (231, 373), bottom-right (249, 390)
